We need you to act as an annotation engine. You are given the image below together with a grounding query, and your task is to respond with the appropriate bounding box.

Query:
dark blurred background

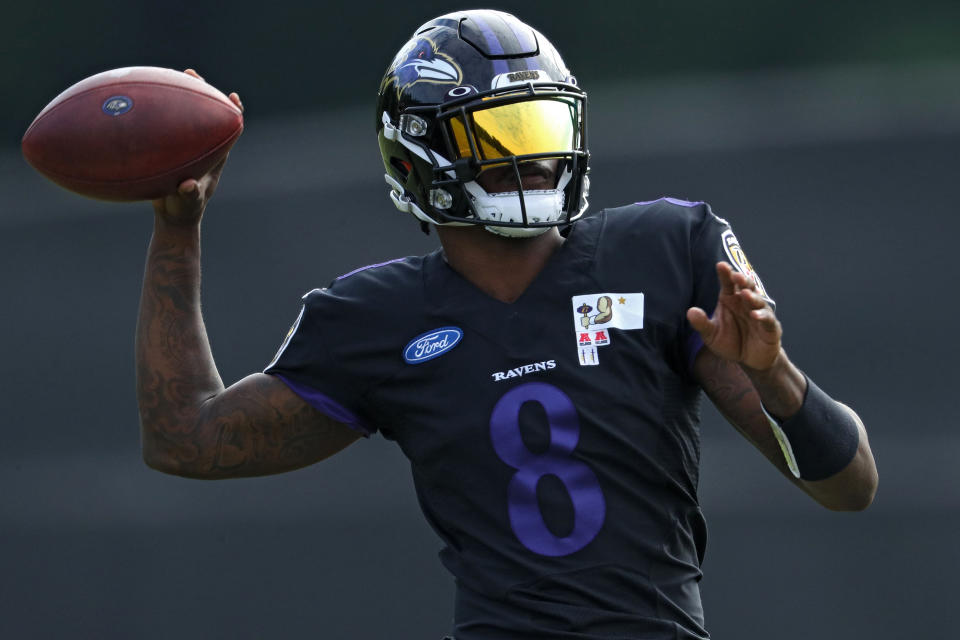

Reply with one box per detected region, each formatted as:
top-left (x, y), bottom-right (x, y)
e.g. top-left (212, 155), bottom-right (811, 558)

top-left (2, 1), bottom-right (958, 638)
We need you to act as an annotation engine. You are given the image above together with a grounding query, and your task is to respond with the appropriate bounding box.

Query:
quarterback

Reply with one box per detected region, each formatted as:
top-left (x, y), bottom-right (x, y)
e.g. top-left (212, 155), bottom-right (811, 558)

top-left (138, 10), bottom-right (878, 639)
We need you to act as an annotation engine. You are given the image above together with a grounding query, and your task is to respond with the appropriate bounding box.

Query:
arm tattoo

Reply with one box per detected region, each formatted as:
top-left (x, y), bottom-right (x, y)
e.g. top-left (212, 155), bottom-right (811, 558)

top-left (203, 374), bottom-right (357, 478)
top-left (694, 352), bottom-right (779, 451)
top-left (136, 228), bottom-right (356, 479)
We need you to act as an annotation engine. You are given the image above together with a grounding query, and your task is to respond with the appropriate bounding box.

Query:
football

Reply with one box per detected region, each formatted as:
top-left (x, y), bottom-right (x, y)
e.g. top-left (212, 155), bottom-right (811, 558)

top-left (21, 66), bottom-right (243, 201)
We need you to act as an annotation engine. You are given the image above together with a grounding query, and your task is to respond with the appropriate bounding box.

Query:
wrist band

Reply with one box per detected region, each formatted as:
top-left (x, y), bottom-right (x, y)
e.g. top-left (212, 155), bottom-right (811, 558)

top-left (761, 376), bottom-right (860, 481)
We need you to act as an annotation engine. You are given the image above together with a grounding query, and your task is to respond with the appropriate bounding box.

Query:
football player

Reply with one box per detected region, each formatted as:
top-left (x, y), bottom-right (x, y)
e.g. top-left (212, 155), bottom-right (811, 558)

top-left (139, 10), bottom-right (878, 639)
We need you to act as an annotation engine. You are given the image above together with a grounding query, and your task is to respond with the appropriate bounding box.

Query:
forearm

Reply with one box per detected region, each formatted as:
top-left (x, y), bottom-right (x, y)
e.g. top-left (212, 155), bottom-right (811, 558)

top-left (741, 350), bottom-right (805, 420)
top-left (743, 351), bottom-right (878, 511)
top-left (798, 407), bottom-right (877, 510)
top-left (135, 217), bottom-right (224, 473)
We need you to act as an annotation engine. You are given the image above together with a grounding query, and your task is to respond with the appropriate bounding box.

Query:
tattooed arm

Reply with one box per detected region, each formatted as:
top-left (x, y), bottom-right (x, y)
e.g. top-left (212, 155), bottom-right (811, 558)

top-left (692, 349), bottom-right (877, 510)
top-left (688, 262), bottom-right (878, 510)
top-left (136, 220), bottom-right (360, 479)
top-left (136, 72), bottom-right (360, 479)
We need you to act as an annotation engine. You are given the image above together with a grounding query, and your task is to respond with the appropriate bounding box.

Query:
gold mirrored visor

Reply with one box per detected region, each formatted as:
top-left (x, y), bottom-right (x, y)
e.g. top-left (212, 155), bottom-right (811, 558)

top-left (447, 97), bottom-right (580, 162)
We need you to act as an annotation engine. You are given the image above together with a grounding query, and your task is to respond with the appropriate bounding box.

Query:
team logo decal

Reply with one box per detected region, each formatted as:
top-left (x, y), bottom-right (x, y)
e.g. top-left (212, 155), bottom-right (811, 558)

top-left (403, 327), bottom-right (463, 364)
top-left (721, 230), bottom-right (773, 303)
top-left (101, 95), bottom-right (133, 116)
top-left (571, 293), bottom-right (645, 366)
top-left (380, 36), bottom-right (463, 99)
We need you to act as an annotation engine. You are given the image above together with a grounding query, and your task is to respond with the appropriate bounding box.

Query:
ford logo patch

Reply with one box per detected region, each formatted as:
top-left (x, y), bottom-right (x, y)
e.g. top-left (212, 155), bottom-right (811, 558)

top-left (102, 95), bottom-right (133, 116)
top-left (403, 327), bottom-right (462, 364)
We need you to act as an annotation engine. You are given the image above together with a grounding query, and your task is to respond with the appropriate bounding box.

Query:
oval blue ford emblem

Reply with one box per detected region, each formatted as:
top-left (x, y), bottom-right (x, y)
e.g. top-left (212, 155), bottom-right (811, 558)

top-left (102, 95), bottom-right (133, 116)
top-left (403, 327), bottom-right (463, 364)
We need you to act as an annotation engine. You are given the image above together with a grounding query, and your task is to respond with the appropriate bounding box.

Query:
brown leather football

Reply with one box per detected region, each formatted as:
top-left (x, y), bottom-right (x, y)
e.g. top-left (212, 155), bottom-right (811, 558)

top-left (22, 67), bottom-right (243, 201)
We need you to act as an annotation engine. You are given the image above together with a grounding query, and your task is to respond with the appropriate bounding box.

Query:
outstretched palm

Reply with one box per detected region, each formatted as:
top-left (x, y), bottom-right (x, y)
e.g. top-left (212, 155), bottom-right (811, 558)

top-left (687, 262), bottom-right (782, 371)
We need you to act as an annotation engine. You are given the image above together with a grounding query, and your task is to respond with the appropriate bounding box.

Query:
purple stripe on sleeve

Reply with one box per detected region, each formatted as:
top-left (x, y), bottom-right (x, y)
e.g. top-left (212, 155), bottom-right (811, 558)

top-left (336, 257), bottom-right (405, 280)
top-left (635, 196), bottom-right (705, 208)
top-left (271, 374), bottom-right (373, 436)
top-left (686, 333), bottom-right (706, 373)
top-left (665, 197), bottom-right (705, 208)
top-left (472, 14), bottom-right (509, 75)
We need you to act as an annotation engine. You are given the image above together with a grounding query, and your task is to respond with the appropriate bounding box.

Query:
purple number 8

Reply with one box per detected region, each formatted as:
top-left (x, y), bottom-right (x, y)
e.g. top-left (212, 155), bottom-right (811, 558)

top-left (489, 382), bottom-right (606, 557)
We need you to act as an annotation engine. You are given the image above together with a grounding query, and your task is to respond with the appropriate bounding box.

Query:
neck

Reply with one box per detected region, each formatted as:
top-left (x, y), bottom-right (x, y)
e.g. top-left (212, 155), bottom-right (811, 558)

top-left (436, 225), bottom-right (564, 303)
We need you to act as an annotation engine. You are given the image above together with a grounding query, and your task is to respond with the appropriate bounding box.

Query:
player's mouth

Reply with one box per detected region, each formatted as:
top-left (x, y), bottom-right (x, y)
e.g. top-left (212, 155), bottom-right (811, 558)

top-left (477, 159), bottom-right (560, 193)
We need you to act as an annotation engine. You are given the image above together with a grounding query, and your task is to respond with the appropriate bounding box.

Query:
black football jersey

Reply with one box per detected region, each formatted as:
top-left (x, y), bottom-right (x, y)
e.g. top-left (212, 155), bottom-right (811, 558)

top-left (264, 199), bottom-right (770, 639)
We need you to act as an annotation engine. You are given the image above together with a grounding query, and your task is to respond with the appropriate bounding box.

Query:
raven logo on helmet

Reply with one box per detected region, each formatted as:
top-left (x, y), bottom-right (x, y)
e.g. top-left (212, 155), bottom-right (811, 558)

top-left (380, 37), bottom-right (463, 100)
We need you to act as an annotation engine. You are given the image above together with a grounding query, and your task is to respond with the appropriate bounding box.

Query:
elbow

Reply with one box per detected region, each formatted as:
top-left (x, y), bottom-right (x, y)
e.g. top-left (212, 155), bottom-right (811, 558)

top-left (140, 431), bottom-right (212, 479)
top-left (142, 448), bottom-right (180, 476)
top-left (821, 472), bottom-right (879, 512)
top-left (141, 426), bottom-right (177, 475)
top-left (825, 487), bottom-right (876, 512)
top-left (851, 472), bottom-right (880, 511)
top-left (142, 449), bottom-right (215, 479)
top-left (139, 407), bottom-right (221, 478)
top-left (817, 421), bottom-right (879, 512)
top-left (141, 445), bottom-right (187, 476)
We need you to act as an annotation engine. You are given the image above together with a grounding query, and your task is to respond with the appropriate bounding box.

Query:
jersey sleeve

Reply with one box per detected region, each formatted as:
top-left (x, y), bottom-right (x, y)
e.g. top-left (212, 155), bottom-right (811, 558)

top-left (263, 287), bottom-right (379, 436)
top-left (685, 205), bottom-right (775, 371)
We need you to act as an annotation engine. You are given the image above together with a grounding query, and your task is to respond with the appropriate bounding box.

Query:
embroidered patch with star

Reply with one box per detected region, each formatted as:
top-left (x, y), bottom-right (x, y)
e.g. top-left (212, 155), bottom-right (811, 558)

top-left (570, 293), bottom-right (644, 366)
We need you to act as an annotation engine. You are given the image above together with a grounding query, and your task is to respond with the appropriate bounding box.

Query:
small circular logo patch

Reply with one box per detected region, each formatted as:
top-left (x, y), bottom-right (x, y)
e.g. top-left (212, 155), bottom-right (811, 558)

top-left (102, 95), bottom-right (133, 116)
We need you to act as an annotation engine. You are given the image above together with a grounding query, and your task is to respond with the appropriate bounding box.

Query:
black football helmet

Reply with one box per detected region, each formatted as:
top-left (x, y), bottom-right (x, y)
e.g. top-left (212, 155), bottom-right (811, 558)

top-left (376, 9), bottom-right (590, 237)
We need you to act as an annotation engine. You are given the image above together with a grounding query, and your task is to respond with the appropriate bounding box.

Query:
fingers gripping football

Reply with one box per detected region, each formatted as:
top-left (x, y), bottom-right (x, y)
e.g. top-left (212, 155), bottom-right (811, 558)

top-left (151, 69), bottom-right (244, 227)
top-left (687, 262), bottom-right (782, 370)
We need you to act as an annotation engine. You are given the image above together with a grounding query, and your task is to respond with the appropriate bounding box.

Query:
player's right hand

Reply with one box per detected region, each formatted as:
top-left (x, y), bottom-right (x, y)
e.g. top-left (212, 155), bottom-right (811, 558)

top-left (152, 68), bottom-right (243, 227)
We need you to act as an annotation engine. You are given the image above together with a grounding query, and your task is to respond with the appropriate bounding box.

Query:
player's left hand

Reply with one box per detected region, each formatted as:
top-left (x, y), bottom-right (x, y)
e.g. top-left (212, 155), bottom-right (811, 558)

top-left (687, 262), bottom-right (782, 370)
